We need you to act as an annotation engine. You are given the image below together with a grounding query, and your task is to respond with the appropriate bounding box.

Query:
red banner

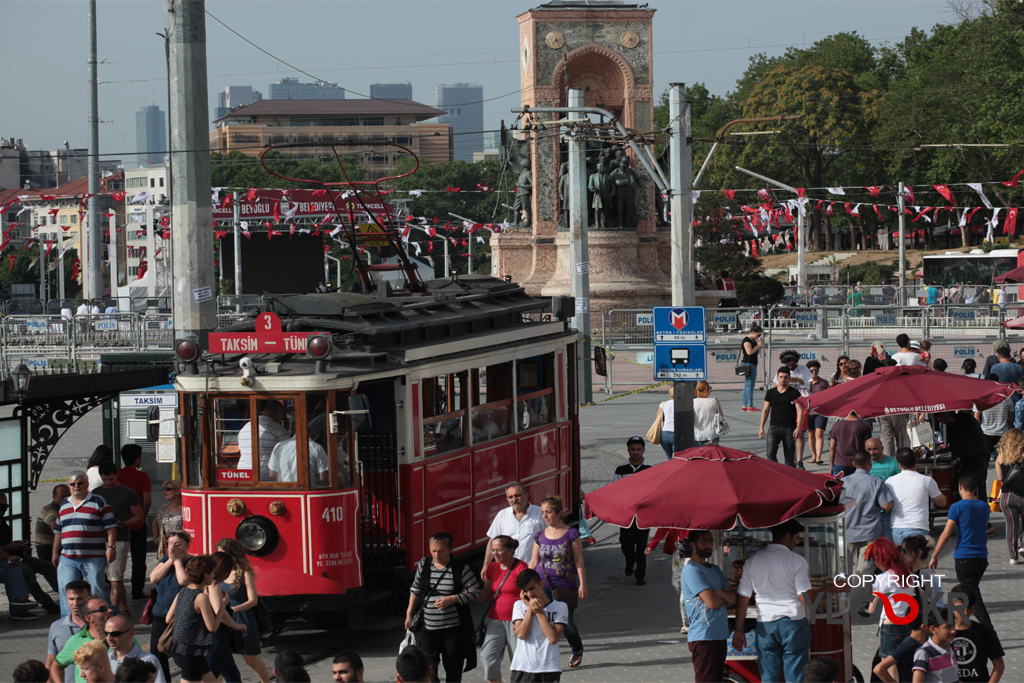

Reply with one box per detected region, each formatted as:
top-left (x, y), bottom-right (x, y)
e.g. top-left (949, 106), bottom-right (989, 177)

top-left (211, 189), bottom-right (394, 221)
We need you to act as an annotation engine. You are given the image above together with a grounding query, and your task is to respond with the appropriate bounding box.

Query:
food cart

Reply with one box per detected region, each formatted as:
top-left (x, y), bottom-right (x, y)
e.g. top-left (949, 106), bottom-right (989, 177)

top-left (716, 502), bottom-right (862, 683)
top-left (914, 451), bottom-right (960, 526)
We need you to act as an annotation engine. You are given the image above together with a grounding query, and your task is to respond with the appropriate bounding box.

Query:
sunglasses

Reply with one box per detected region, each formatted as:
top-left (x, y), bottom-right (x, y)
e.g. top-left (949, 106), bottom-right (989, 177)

top-left (86, 606), bottom-right (110, 616)
top-left (810, 368), bottom-right (819, 373)
top-left (163, 486), bottom-right (179, 492)
top-left (105, 629), bottom-right (130, 638)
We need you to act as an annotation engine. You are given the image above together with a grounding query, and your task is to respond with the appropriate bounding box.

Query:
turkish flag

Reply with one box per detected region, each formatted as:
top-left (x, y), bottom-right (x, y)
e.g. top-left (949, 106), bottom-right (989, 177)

top-left (865, 186), bottom-right (881, 197)
top-left (1004, 170), bottom-right (1024, 188)
top-left (221, 195), bottom-right (232, 208)
top-left (136, 260), bottom-right (148, 280)
top-left (722, 190), bottom-right (736, 200)
top-left (71, 258), bottom-right (80, 279)
top-left (1004, 207), bottom-right (1018, 235)
top-left (933, 184), bottom-right (954, 203)
top-left (113, 192), bottom-right (125, 202)
top-left (8, 254), bottom-right (15, 270)
top-left (247, 188), bottom-right (258, 202)
top-left (215, 231), bottom-right (227, 240)
top-left (273, 202), bottom-right (280, 223)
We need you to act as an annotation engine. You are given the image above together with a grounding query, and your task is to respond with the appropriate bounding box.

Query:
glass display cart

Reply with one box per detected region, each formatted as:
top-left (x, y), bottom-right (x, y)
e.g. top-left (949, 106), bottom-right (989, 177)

top-left (712, 502), bottom-right (861, 683)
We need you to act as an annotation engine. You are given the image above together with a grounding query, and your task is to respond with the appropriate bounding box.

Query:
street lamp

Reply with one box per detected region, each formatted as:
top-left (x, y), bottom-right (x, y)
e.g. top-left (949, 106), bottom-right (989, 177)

top-left (11, 364), bottom-right (32, 402)
top-left (735, 166), bottom-right (806, 294)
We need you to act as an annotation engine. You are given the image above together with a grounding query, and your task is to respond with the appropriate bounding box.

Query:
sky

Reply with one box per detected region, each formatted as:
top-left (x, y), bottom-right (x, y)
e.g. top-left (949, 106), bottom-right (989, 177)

top-left (0, 0), bottom-right (957, 166)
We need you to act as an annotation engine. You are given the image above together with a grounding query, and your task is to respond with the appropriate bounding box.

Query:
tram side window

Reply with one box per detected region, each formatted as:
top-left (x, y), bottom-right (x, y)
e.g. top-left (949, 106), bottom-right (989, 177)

top-left (422, 372), bottom-right (466, 456)
top-left (517, 354), bottom-right (554, 431)
top-left (471, 363), bottom-right (512, 444)
top-left (213, 399), bottom-right (250, 482)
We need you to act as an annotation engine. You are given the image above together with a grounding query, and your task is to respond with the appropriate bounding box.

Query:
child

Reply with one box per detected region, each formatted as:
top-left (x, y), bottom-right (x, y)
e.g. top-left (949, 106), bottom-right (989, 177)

top-left (873, 621), bottom-right (928, 683)
top-left (930, 474), bottom-right (991, 627)
top-left (510, 568), bottom-right (568, 683)
top-left (912, 609), bottom-right (958, 683)
top-left (949, 584), bottom-right (1005, 683)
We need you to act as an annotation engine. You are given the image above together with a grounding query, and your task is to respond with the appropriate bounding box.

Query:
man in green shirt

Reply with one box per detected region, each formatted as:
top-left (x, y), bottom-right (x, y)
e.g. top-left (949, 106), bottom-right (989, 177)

top-left (51, 596), bottom-right (136, 683)
top-left (866, 438), bottom-right (901, 541)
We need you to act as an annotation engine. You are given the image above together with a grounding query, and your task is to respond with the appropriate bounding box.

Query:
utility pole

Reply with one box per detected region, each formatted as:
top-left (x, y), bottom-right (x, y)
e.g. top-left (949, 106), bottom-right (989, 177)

top-left (669, 84), bottom-right (695, 452)
top-left (85, 0), bottom-right (101, 299)
top-left (166, 0), bottom-right (216, 344)
top-left (898, 182), bottom-right (906, 310)
top-left (567, 88), bottom-right (593, 405)
top-left (232, 191), bottom-right (242, 296)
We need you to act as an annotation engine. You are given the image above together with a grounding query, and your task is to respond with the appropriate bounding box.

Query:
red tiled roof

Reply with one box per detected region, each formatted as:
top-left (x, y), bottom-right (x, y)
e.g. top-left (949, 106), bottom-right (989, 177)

top-left (214, 98), bottom-right (447, 122)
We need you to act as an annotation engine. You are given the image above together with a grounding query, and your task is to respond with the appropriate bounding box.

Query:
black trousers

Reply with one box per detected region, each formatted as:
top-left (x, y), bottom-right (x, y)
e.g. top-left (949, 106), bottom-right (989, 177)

top-left (151, 614), bottom-right (172, 682)
top-left (619, 524), bottom-right (651, 579)
top-left (955, 558), bottom-right (990, 627)
top-left (418, 626), bottom-right (465, 683)
top-left (129, 526), bottom-right (148, 598)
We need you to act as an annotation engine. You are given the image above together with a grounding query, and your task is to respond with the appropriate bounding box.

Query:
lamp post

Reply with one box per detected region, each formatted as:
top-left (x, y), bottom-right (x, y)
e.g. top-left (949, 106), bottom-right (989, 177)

top-left (11, 364), bottom-right (31, 403)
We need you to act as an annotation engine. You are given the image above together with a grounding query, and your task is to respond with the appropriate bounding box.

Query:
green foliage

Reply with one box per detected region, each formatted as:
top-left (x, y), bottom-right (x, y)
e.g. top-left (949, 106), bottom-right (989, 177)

top-left (845, 259), bottom-right (898, 285)
top-left (736, 275), bottom-right (785, 308)
top-left (210, 151), bottom-right (366, 189)
top-left (385, 157), bottom-right (506, 224)
top-left (693, 192), bottom-right (763, 283)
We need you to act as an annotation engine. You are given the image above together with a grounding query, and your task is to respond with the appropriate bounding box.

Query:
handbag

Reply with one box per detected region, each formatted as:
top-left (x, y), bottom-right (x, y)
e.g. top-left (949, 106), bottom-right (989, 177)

top-left (409, 559), bottom-right (453, 633)
top-left (139, 588), bottom-right (157, 626)
top-left (229, 628), bottom-right (246, 654)
top-left (1003, 462), bottom-right (1024, 497)
top-left (990, 480), bottom-right (1003, 512)
top-left (399, 628), bottom-right (417, 654)
top-left (540, 560), bottom-right (578, 610)
top-left (474, 561), bottom-right (518, 647)
top-left (157, 613), bottom-right (175, 656)
top-left (735, 345), bottom-right (751, 376)
top-left (646, 406), bottom-right (664, 445)
top-left (714, 411), bottom-right (730, 437)
top-left (906, 417), bottom-right (935, 449)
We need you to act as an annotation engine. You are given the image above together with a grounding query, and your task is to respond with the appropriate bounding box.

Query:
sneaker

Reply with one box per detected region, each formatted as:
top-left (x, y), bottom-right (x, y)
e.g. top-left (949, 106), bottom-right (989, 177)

top-left (636, 577), bottom-right (647, 586)
top-left (10, 611), bottom-right (37, 621)
top-left (8, 596), bottom-right (36, 608)
top-left (43, 603), bottom-right (60, 615)
top-left (1018, 548), bottom-right (1024, 562)
top-left (1010, 559), bottom-right (1019, 565)
top-left (625, 563), bottom-right (634, 577)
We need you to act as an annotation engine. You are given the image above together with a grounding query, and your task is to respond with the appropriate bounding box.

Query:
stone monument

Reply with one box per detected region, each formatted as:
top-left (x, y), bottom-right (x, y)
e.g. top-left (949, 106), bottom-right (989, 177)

top-left (491, 0), bottom-right (672, 313)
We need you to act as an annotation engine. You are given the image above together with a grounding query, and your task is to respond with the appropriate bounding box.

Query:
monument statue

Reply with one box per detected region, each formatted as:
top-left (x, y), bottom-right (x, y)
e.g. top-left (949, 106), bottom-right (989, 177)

top-left (557, 162), bottom-right (570, 230)
top-left (587, 162), bottom-right (615, 229)
top-left (513, 159), bottom-right (533, 227)
top-left (611, 158), bottom-right (640, 228)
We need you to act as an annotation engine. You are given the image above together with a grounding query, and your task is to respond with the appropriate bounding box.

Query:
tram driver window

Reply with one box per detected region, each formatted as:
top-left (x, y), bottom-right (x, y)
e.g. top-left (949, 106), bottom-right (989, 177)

top-left (422, 372), bottom-right (467, 456)
top-left (266, 393), bottom-right (330, 488)
top-left (517, 355), bottom-right (555, 431)
top-left (236, 399), bottom-right (294, 482)
top-left (471, 363), bottom-right (512, 444)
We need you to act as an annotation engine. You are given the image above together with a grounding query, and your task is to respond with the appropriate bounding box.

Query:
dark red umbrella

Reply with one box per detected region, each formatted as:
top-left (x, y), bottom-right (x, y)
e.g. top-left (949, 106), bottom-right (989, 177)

top-left (585, 446), bottom-right (843, 530)
top-left (798, 365), bottom-right (1015, 418)
top-left (1001, 315), bottom-right (1024, 329)
top-left (994, 265), bottom-right (1024, 283)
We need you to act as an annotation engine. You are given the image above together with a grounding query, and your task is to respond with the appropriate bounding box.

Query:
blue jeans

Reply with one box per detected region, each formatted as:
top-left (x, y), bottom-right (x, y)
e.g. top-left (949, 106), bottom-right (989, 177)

top-left (57, 555), bottom-right (109, 617)
top-left (755, 617), bottom-right (810, 683)
top-left (542, 587), bottom-right (583, 656)
top-left (880, 511), bottom-right (892, 540)
top-left (879, 623), bottom-right (913, 658)
top-left (741, 364), bottom-right (757, 407)
top-left (832, 465), bottom-right (856, 478)
top-left (892, 528), bottom-right (930, 547)
top-left (0, 559), bottom-right (30, 601)
top-left (766, 426), bottom-right (796, 466)
top-left (661, 431), bottom-right (675, 459)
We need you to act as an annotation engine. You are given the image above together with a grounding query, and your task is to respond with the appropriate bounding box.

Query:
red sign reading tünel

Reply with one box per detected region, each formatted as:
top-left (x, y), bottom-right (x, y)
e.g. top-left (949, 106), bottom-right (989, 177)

top-left (208, 312), bottom-right (325, 354)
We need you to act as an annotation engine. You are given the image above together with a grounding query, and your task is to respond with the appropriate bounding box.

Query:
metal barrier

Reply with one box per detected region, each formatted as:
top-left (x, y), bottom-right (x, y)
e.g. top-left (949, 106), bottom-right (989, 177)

top-left (72, 314), bottom-right (143, 351)
top-left (1, 315), bottom-right (74, 375)
top-left (141, 313), bottom-right (174, 348)
top-left (217, 295), bottom-right (264, 313)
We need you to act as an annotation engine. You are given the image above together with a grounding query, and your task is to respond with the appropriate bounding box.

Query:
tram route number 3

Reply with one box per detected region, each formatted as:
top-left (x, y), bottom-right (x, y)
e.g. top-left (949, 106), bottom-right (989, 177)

top-left (322, 505), bottom-right (344, 522)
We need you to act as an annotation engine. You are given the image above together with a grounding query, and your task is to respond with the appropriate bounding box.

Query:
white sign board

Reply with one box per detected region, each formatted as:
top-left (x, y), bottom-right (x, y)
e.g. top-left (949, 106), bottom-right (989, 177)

top-left (636, 312), bottom-right (654, 326)
top-left (159, 407), bottom-right (176, 437)
top-left (23, 357), bottom-right (49, 371)
top-left (193, 286), bottom-right (214, 303)
top-left (95, 319), bottom-right (118, 331)
top-left (156, 437), bottom-right (177, 464)
top-left (121, 394), bottom-right (178, 408)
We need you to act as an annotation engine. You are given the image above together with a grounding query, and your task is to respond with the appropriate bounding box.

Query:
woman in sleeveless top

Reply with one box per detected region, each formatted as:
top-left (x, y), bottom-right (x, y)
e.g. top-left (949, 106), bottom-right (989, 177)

top-left (656, 386), bottom-right (676, 459)
top-left (739, 325), bottom-right (763, 410)
top-left (167, 554), bottom-right (247, 683)
top-left (218, 537), bottom-right (271, 683)
top-left (693, 381), bottom-right (723, 446)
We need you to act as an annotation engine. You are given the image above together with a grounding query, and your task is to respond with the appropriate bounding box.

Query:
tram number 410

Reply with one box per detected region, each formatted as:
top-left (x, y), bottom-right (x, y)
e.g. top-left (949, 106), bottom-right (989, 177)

top-left (322, 506), bottom-right (344, 523)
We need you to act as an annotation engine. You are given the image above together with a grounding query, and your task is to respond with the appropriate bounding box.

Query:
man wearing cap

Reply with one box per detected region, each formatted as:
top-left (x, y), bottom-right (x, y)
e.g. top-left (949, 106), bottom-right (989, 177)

top-left (614, 437), bottom-right (653, 585)
top-left (892, 334), bottom-right (925, 367)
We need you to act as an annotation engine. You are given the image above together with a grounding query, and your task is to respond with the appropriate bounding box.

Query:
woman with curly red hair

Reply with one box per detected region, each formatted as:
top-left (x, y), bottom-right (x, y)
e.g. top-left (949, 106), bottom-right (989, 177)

top-left (865, 538), bottom-right (914, 660)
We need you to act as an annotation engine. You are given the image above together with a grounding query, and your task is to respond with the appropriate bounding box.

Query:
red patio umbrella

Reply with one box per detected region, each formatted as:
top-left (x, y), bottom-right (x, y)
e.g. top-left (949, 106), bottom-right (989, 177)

top-left (798, 365), bottom-right (1015, 418)
top-left (1001, 315), bottom-right (1024, 329)
top-left (585, 446), bottom-right (843, 530)
top-left (994, 265), bottom-right (1024, 283)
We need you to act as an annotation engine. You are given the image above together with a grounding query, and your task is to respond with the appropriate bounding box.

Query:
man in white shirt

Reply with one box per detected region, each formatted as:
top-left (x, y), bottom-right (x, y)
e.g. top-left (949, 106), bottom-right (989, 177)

top-left (482, 482), bottom-right (544, 573)
top-left (104, 613), bottom-right (166, 682)
top-left (75, 301), bottom-right (90, 317)
top-left (886, 448), bottom-right (946, 546)
top-left (237, 401), bottom-right (290, 479)
top-left (89, 300), bottom-right (101, 315)
top-left (733, 519), bottom-right (812, 683)
top-left (268, 436), bottom-right (330, 485)
top-left (891, 333), bottom-right (926, 367)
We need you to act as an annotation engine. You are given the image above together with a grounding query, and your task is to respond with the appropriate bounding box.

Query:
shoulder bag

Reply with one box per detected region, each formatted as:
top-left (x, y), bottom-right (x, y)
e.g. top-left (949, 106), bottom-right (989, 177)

top-left (139, 588), bottom-right (157, 626)
top-left (1002, 462), bottom-right (1024, 498)
top-left (537, 532), bottom-right (579, 610)
top-left (157, 613), bottom-right (176, 656)
top-left (646, 405), bottom-right (664, 445)
top-left (409, 558), bottom-right (452, 633)
top-left (474, 560), bottom-right (518, 647)
top-left (713, 399), bottom-right (730, 436)
top-left (735, 341), bottom-right (752, 376)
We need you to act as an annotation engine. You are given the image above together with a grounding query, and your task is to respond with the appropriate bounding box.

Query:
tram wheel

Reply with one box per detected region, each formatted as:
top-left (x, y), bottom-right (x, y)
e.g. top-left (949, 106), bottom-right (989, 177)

top-left (851, 665), bottom-right (864, 683)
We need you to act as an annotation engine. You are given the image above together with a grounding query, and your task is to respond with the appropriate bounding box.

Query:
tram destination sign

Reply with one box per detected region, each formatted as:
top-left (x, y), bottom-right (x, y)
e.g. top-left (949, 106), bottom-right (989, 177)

top-left (208, 312), bottom-right (326, 355)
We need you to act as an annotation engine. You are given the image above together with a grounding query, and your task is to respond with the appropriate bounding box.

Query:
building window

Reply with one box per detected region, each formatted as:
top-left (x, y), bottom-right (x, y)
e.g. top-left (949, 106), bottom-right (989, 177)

top-left (290, 117), bottom-right (310, 127)
top-left (362, 117), bottom-right (384, 126)
top-left (71, 215), bottom-right (77, 224)
top-left (150, 178), bottom-right (155, 188)
top-left (159, 178), bottom-right (164, 187)
top-left (517, 354), bottom-right (555, 431)
top-left (60, 215), bottom-right (68, 225)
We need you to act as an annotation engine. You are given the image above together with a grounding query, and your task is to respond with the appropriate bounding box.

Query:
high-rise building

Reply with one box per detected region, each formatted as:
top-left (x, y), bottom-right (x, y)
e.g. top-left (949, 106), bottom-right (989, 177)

top-left (214, 85), bottom-right (263, 121)
top-left (269, 78), bottom-right (345, 100)
top-left (370, 83), bottom-right (413, 100)
top-left (136, 105), bottom-right (167, 167)
top-left (436, 84), bottom-right (483, 163)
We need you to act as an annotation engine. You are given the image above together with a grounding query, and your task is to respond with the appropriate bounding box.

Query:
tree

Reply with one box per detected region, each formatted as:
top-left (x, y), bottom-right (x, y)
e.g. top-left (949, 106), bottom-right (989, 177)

top-left (692, 192), bottom-right (763, 284)
top-left (210, 150), bottom-right (366, 190)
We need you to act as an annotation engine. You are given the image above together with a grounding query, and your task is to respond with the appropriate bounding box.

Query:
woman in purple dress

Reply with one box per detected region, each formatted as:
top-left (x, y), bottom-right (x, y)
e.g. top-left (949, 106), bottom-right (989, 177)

top-left (528, 495), bottom-right (588, 668)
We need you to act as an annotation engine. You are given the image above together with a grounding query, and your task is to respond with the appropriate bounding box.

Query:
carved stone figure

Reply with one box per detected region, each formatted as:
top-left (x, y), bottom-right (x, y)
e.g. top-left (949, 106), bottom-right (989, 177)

top-left (611, 158), bottom-right (640, 228)
top-left (587, 162), bottom-right (615, 229)
top-left (557, 162), bottom-right (570, 230)
top-left (512, 159), bottom-right (533, 227)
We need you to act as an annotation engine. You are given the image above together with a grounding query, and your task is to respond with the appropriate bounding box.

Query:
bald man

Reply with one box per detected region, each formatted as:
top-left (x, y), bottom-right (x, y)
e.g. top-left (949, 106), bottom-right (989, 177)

top-left (866, 437), bottom-right (900, 540)
top-left (105, 614), bottom-right (165, 682)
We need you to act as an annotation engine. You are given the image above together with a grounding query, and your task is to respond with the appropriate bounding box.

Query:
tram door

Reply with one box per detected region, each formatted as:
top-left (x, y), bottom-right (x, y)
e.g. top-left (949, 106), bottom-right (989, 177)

top-left (349, 380), bottom-right (402, 584)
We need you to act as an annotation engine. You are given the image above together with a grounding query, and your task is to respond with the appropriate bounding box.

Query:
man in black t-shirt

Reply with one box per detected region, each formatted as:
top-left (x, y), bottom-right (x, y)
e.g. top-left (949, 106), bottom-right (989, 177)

top-left (614, 436), bottom-right (654, 585)
top-left (950, 584), bottom-right (1005, 682)
top-left (759, 367), bottom-right (805, 467)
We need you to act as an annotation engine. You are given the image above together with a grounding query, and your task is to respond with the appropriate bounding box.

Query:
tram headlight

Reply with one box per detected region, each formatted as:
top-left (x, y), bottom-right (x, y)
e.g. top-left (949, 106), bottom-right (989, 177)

top-left (235, 515), bottom-right (279, 557)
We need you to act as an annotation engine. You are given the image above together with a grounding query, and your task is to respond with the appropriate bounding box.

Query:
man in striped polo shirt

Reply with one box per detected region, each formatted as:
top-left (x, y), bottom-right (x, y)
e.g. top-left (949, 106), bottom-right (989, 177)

top-left (52, 470), bottom-right (116, 617)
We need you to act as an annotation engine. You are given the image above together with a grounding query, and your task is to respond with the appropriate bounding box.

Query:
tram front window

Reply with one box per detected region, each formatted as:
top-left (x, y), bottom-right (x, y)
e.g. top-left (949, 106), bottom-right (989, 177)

top-left (267, 393), bottom-right (330, 487)
top-left (218, 398), bottom-right (294, 483)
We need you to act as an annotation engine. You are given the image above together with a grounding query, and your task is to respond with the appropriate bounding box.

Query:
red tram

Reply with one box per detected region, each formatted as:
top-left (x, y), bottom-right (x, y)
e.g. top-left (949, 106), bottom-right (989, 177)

top-left (172, 276), bottom-right (581, 623)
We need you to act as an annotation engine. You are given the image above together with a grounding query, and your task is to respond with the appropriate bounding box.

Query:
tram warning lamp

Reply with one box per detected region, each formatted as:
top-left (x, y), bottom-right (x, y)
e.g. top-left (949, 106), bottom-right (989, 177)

top-left (175, 337), bottom-right (201, 375)
top-left (10, 364), bottom-right (31, 403)
top-left (306, 334), bottom-right (332, 373)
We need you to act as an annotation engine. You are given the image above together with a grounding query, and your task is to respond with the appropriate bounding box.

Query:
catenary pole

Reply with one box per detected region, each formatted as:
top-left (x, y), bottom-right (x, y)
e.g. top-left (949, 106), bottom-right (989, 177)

top-left (670, 84), bottom-right (695, 452)
top-left (166, 0), bottom-right (216, 345)
top-left (86, 0), bottom-right (101, 299)
top-left (233, 191), bottom-right (242, 296)
top-left (568, 88), bottom-right (593, 405)
top-left (898, 182), bottom-right (906, 310)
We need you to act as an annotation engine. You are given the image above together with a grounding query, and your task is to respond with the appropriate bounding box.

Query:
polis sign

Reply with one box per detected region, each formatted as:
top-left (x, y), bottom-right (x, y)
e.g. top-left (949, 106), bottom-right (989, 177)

top-left (208, 312), bottom-right (326, 355)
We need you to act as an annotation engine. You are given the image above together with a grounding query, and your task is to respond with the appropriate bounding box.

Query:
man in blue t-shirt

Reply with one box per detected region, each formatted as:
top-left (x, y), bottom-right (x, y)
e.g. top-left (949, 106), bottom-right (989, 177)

top-left (681, 530), bottom-right (736, 683)
top-left (930, 474), bottom-right (991, 626)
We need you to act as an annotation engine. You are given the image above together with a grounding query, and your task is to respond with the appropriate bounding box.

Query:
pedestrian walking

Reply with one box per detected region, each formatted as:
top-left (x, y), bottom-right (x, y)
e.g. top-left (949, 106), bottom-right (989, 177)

top-left (50, 596), bottom-right (113, 683)
top-left (509, 569), bottom-right (568, 683)
top-left (73, 639), bottom-right (115, 683)
top-left (645, 528), bottom-right (689, 633)
top-left (397, 646), bottom-right (433, 683)
top-left (152, 480), bottom-right (183, 558)
top-left (900, 535), bottom-right (943, 609)
top-left (887, 449), bottom-right (947, 546)
top-left (655, 386), bottom-right (676, 458)
top-left (53, 471), bottom-right (116, 617)
top-left (681, 531), bottom-right (736, 683)
top-left (733, 520), bottom-right (812, 683)
top-left (405, 532), bottom-right (482, 682)
top-left (805, 361), bottom-right (831, 465)
top-left (115, 444), bottom-right (152, 602)
top-left (35, 484), bottom-right (71, 561)
top-left (974, 376), bottom-right (1013, 459)
top-left (830, 356), bottom-right (850, 384)
top-left (866, 538), bottom-right (915, 660)
top-left (935, 410), bottom-right (992, 524)
top-left (930, 474), bottom-right (992, 627)
top-left (693, 382), bottom-right (724, 446)
top-left (1014, 379), bottom-right (1024, 429)
top-left (774, 351), bottom-right (813, 464)
top-left (739, 325), bottom-right (763, 411)
top-left (994, 428), bottom-right (1024, 564)
top-left (828, 412), bottom-right (872, 478)
top-left (482, 483), bottom-right (544, 576)
top-left (864, 341), bottom-right (889, 375)
top-left (962, 358), bottom-right (983, 380)
top-left (217, 537), bottom-right (272, 683)
top-left (892, 334), bottom-right (926, 367)
top-left (912, 609), bottom-right (958, 683)
top-left (872, 620), bottom-right (929, 683)
top-left (982, 340), bottom-right (1008, 377)
top-left (614, 437), bottom-right (652, 584)
top-left (949, 584), bottom-right (1005, 682)
top-left (331, 653), bottom-right (364, 683)
top-left (105, 614), bottom-right (166, 683)
top-left (529, 496), bottom-right (586, 669)
top-left (759, 366), bottom-right (805, 467)
top-left (842, 451), bottom-right (894, 574)
top-left (46, 580), bottom-right (91, 683)
top-left (148, 530), bottom-right (193, 682)
top-left (477, 535), bottom-right (527, 683)
top-left (13, 660), bottom-right (50, 683)
top-left (92, 462), bottom-right (143, 615)
top-left (86, 446), bottom-right (113, 491)
top-left (204, 552), bottom-right (243, 683)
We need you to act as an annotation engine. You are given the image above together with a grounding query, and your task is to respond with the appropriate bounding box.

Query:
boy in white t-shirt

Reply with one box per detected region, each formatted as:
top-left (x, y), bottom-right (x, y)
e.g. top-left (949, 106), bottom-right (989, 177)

top-left (511, 568), bottom-right (568, 683)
